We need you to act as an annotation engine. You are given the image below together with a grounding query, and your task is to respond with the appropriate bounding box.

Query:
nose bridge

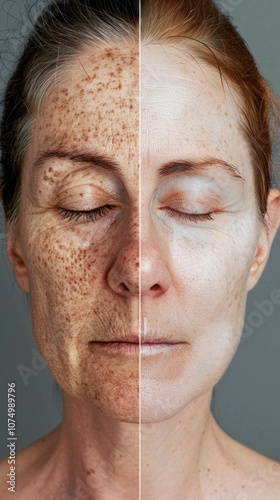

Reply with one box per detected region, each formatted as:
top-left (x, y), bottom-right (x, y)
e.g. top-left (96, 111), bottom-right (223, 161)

top-left (107, 196), bottom-right (171, 298)
top-left (119, 236), bottom-right (139, 271)
top-left (141, 204), bottom-right (166, 256)
top-left (106, 213), bottom-right (140, 297)
top-left (140, 213), bottom-right (171, 297)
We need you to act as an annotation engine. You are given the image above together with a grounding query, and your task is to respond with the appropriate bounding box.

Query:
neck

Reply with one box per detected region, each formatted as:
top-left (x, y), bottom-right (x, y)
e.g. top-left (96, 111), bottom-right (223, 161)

top-left (58, 393), bottom-right (139, 499)
top-left (50, 390), bottom-right (218, 499)
top-left (141, 390), bottom-right (215, 499)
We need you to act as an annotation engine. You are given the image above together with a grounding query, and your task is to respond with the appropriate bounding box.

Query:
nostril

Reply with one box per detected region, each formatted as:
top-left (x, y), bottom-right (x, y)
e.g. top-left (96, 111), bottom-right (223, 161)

top-left (150, 284), bottom-right (161, 292)
top-left (119, 283), bottom-right (129, 292)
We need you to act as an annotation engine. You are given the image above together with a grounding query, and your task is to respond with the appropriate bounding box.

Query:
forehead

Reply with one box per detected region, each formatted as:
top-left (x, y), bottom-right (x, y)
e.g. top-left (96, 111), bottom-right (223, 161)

top-left (141, 45), bottom-right (251, 175)
top-left (141, 44), bottom-right (240, 123)
top-left (28, 44), bottom-right (139, 170)
top-left (28, 42), bottom-right (252, 186)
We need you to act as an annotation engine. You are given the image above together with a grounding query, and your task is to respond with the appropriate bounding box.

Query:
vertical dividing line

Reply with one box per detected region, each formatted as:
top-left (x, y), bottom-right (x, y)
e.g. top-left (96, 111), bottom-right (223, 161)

top-left (138, 2), bottom-right (142, 500)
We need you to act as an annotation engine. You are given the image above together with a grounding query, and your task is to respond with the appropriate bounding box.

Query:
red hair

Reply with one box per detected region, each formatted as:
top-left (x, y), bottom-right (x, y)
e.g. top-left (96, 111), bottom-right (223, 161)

top-left (142, 0), bottom-right (280, 218)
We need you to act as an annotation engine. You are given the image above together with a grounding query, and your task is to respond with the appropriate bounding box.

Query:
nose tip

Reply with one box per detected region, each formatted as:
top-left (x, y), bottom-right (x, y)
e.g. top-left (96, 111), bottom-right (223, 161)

top-left (107, 242), bottom-right (140, 297)
top-left (140, 250), bottom-right (171, 297)
top-left (107, 220), bottom-right (171, 299)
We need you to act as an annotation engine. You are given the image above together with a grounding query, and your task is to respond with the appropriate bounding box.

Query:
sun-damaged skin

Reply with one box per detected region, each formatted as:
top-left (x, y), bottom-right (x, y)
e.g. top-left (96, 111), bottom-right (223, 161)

top-left (16, 44), bottom-right (140, 423)
top-left (0, 42), bottom-right (280, 499)
top-left (3, 43), bottom-right (141, 500)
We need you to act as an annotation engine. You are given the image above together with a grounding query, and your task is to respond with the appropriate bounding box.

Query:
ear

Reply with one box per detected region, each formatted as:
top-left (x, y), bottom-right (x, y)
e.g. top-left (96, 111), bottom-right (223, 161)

top-left (6, 224), bottom-right (29, 293)
top-left (246, 188), bottom-right (280, 292)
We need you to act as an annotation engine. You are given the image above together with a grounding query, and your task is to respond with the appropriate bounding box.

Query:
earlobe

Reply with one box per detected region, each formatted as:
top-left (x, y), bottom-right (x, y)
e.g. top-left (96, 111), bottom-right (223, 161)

top-left (6, 226), bottom-right (29, 293)
top-left (246, 238), bottom-right (268, 292)
top-left (246, 188), bottom-right (280, 292)
top-left (249, 260), bottom-right (259, 275)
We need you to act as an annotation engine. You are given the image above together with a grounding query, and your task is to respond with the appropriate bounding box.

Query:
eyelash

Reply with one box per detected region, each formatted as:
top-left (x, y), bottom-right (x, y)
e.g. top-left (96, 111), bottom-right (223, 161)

top-left (165, 208), bottom-right (215, 223)
top-left (59, 205), bottom-right (113, 222)
top-left (59, 206), bottom-right (215, 224)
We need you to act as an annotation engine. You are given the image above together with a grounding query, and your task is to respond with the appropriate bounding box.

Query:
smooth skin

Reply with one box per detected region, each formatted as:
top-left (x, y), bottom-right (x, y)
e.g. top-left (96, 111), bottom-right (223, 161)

top-left (0, 42), bottom-right (280, 499)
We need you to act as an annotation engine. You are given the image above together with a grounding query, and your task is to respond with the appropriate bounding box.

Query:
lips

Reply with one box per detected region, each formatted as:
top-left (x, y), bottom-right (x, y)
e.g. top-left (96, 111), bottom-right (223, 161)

top-left (89, 332), bottom-right (183, 345)
top-left (88, 336), bottom-right (185, 356)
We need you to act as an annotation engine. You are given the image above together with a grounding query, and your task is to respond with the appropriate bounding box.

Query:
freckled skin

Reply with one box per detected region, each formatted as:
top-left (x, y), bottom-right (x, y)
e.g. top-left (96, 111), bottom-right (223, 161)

top-left (20, 44), bottom-right (140, 422)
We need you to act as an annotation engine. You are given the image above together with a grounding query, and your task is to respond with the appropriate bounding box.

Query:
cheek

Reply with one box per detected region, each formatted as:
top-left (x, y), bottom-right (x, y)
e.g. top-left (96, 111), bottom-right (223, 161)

top-left (26, 225), bottom-right (100, 294)
top-left (20, 217), bottom-right (140, 419)
top-left (23, 229), bottom-right (90, 357)
top-left (168, 219), bottom-right (258, 331)
top-left (22, 220), bottom-right (114, 351)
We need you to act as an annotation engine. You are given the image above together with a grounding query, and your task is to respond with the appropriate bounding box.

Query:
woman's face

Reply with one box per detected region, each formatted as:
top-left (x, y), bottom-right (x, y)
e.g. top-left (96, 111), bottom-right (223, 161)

top-left (140, 45), bottom-right (263, 421)
top-left (13, 43), bottom-right (264, 423)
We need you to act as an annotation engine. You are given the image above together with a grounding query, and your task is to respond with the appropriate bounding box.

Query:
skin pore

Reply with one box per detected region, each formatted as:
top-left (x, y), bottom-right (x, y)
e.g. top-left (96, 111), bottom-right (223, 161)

top-left (1, 41), bottom-right (280, 499)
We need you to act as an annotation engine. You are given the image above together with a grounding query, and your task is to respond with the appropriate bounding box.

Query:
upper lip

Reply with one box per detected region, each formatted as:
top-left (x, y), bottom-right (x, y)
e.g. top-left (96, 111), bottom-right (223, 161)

top-left (92, 333), bottom-right (183, 344)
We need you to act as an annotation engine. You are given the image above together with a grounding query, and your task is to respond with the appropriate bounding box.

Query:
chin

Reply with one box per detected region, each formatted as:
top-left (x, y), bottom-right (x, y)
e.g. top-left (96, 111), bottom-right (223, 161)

top-left (61, 379), bottom-right (140, 423)
top-left (140, 377), bottom-right (213, 424)
top-left (140, 386), bottom-right (184, 423)
top-left (140, 399), bottom-right (180, 424)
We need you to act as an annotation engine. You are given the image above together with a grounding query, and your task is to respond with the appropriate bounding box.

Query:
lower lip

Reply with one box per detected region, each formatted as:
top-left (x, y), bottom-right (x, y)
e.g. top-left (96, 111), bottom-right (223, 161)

top-left (89, 342), bottom-right (184, 356)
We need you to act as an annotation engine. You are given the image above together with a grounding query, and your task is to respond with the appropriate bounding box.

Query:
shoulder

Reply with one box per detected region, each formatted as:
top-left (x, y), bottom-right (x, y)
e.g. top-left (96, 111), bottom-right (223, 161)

top-left (211, 418), bottom-right (280, 499)
top-left (229, 437), bottom-right (280, 499)
top-left (0, 426), bottom-right (61, 499)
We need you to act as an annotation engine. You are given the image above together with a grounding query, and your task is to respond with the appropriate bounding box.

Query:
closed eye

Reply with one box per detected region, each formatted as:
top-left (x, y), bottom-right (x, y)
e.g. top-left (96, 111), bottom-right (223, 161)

top-left (164, 208), bottom-right (215, 223)
top-left (59, 205), bottom-right (115, 222)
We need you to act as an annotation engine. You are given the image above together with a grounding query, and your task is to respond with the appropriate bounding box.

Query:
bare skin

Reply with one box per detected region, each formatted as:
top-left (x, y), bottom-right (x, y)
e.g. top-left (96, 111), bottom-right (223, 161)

top-left (1, 43), bottom-right (280, 499)
top-left (1, 401), bottom-right (280, 499)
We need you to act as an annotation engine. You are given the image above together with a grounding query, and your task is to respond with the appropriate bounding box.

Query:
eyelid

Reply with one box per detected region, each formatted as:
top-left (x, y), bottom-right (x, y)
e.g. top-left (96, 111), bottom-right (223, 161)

top-left (157, 175), bottom-right (223, 201)
top-left (56, 176), bottom-right (125, 206)
top-left (157, 183), bottom-right (227, 218)
top-left (162, 191), bottom-right (221, 208)
top-left (164, 208), bottom-right (215, 224)
top-left (58, 187), bottom-right (115, 204)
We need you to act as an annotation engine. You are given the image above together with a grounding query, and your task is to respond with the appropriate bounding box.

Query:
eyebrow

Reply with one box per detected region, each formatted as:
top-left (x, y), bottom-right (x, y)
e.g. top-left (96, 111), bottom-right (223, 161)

top-left (158, 157), bottom-right (244, 181)
top-left (32, 149), bottom-right (120, 173)
top-left (33, 150), bottom-right (244, 183)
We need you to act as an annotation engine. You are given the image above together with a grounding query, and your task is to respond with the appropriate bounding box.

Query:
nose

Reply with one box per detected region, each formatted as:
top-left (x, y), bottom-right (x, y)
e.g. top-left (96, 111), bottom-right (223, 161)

top-left (141, 229), bottom-right (171, 298)
top-left (107, 221), bottom-right (171, 299)
top-left (107, 237), bottom-right (140, 297)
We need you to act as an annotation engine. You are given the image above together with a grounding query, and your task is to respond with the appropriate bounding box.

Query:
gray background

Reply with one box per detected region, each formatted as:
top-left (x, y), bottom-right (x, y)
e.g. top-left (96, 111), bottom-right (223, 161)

top-left (0, 0), bottom-right (280, 462)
